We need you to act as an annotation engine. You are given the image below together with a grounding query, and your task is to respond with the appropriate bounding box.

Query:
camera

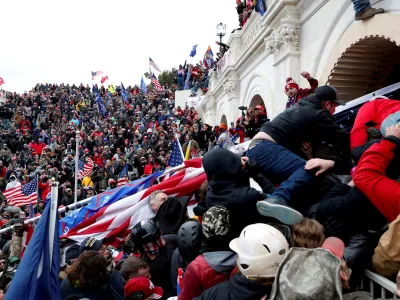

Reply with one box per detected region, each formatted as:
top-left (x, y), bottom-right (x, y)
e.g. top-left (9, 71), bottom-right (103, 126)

top-left (238, 106), bottom-right (247, 111)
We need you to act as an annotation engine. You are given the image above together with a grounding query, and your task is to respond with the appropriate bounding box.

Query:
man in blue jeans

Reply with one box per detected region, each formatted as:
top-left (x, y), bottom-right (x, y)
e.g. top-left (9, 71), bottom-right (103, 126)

top-left (351, 0), bottom-right (384, 21)
top-left (247, 86), bottom-right (349, 225)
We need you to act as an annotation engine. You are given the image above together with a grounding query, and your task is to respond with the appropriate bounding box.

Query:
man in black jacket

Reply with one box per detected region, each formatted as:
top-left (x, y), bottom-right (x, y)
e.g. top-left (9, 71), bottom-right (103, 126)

top-left (247, 85), bottom-right (349, 225)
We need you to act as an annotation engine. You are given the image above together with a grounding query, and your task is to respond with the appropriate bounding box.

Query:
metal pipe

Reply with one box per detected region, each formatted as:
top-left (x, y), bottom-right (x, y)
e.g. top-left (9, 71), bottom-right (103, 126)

top-left (0, 163), bottom-right (187, 235)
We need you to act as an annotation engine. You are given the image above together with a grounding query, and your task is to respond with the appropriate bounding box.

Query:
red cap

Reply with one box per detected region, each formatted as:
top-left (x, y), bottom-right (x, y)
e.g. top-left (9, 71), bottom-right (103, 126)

top-left (124, 277), bottom-right (163, 299)
top-left (322, 237), bottom-right (345, 259)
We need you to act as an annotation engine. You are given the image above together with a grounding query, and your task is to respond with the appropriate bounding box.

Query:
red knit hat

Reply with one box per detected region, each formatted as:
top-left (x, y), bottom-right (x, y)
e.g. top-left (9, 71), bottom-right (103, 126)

top-left (285, 77), bottom-right (299, 92)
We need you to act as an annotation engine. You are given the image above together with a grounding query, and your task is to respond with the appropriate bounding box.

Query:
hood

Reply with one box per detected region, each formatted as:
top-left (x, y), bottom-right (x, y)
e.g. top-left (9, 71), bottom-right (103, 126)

top-left (270, 248), bottom-right (343, 300)
top-left (203, 251), bottom-right (237, 274)
top-left (202, 148), bottom-right (249, 189)
top-left (297, 94), bottom-right (323, 110)
top-left (228, 274), bottom-right (271, 300)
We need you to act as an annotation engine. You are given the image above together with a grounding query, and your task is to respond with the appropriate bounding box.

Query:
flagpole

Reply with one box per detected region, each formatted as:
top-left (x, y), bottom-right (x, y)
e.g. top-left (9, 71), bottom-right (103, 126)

top-left (74, 130), bottom-right (80, 203)
top-left (0, 163), bottom-right (188, 234)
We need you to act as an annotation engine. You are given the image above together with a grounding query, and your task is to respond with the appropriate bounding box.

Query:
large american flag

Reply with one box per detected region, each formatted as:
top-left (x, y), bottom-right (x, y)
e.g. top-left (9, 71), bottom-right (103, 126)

top-left (91, 71), bottom-right (103, 80)
top-left (78, 157), bottom-right (94, 179)
top-left (151, 73), bottom-right (163, 91)
top-left (168, 139), bottom-right (184, 167)
top-left (149, 57), bottom-right (161, 72)
top-left (61, 159), bottom-right (205, 245)
top-left (3, 178), bottom-right (38, 207)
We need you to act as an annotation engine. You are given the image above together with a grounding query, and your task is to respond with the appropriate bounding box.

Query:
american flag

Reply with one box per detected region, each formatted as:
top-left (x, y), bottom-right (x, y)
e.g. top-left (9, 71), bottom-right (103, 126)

top-left (61, 159), bottom-right (205, 245)
top-left (91, 71), bottom-right (103, 80)
top-left (117, 164), bottom-right (129, 187)
top-left (168, 139), bottom-right (184, 167)
top-left (78, 157), bottom-right (94, 179)
top-left (151, 73), bottom-right (163, 91)
top-left (3, 178), bottom-right (38, 207)
top-left (149, 57), bottom-right (161, 72)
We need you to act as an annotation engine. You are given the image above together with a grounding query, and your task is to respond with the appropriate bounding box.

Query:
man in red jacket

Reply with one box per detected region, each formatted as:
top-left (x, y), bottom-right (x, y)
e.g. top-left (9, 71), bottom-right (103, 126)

top-left (350, 98), bottom-right (400, 150)
top-left (285, 71), bottom-right (318, 109)
top-left (353, 123), bottom-right (400, 222)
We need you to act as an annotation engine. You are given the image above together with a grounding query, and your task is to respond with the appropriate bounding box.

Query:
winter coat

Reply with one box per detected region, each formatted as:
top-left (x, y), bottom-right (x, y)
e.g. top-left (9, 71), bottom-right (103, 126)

top-left (179, 251), bottom-right (237, 300)
top-left (350, 99), bottom-right (400, 150)
top-left (353, 137), bottom-right (400, 222)
top-left (259, 94), bottom-right (350, 158)
top-left (60, 278), bottom-right (112, 300)
top-left (195, 148), bottom-right (265, 238)
top-left (193, 273), bottom-right (270, 300)
top-left (285, 77), bottom-right (318, 108)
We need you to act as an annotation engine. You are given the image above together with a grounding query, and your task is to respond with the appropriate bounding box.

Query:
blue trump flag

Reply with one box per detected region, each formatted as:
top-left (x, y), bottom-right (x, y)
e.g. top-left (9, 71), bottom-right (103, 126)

top-left (121, 82), bottom-right (129, 103)
top-left (6, 190), bottom-right (60, 300)
top-left (93, 85), bottom-right (107, 117)
top-left (190, 44), bottom-right (198, 57)
top-left (255, 0), bottom-right (266, 16)
top-left (60, 171), bottom-right (163, 236)
top-left (119, 163), bottom-right (129, 179)
top-left (140, 76), bottom-right (147, 94)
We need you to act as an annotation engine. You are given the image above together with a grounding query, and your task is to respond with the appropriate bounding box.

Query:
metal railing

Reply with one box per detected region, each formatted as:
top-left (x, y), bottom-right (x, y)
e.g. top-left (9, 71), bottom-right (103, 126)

top-left (362, 270), bottom-right (399, 299)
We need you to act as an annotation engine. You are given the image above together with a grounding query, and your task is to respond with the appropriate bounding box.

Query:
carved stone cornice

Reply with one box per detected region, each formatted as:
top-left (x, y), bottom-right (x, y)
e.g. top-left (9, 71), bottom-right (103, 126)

top-left (223, 80), bottom-right (240, 99)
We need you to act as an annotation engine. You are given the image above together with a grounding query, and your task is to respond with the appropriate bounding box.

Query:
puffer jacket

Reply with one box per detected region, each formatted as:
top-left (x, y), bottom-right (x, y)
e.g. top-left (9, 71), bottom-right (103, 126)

top-left (179, 251), bottom-right (237, 300)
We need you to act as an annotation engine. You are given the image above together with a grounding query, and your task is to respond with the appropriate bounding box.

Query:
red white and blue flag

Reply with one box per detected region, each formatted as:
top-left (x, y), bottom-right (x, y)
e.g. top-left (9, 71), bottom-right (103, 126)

top-left (61, 159), bottom-right (205, 245)
top-left (3, 178), bottom-right (38, 207)
top-left (149, 57), bottom-right (161, 72)
top-left (151, 73), bottom-right (163, 91)
top-left (91, 71), bottom-right (103, 80)
top-left (78, 157), bottom-right (94, 179)
top-left (117, 164), bottom-right (129, 187)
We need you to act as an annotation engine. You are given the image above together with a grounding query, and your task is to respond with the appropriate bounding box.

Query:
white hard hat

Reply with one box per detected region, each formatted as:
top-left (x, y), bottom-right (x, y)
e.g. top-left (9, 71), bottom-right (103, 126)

top-left (229, 223), bottom-right (289, 278)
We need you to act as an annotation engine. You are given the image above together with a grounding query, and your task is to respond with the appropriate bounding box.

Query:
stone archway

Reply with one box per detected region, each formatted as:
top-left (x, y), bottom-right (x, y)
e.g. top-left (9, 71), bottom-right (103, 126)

top-left (317, 14), bottom-right (400, 102)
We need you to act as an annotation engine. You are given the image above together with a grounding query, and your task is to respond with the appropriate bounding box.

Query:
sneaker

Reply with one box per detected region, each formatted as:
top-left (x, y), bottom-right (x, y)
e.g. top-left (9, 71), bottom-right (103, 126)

top-left (355, 7), bottom-right (384, 21)
top-left (256, 198), bottom-right (303, 225)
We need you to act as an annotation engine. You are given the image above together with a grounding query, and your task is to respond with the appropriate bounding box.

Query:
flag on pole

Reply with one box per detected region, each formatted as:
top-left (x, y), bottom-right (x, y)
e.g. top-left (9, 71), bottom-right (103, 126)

top-left (117, 164), bottom-right (129, 187)
top-left (205, 45), bottom-right (214, 57)
top-left (149, 57), bottom-right (161, 72)
top-left (3, 178), bottom-right (38, 207)
top-left (254, 0), bottom-right (266, 16)
top-left (78, 157), bottom-right (94, 179)
top-left (93, 87), bottom-right (107, 117)
top-left (100, 75), bottom-right (109, 84)
top-left (190, 45), bottom-right (198, 57)
top-left (91, 71), bottom-right (103, 80)
top-left (60, 171), bottom-right (164, 236)
top-left (5, 186), bottom-right (60, 300)
top-left (140, 77), bottom-right (147, 94)
top-left (121, 82), bottom-right (129, 103)
top-left (168, 139), bottom-right (184, 167)
top-left (151, 73), bottom-right (163, 91)
top-left (0, 77), bottom-right (4, 85)
top-left (61, 164), bottom-right (206, 245)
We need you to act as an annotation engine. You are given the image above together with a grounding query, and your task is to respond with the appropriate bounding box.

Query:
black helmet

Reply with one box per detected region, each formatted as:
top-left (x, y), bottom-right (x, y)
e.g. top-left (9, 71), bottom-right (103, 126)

top-left (130, 220), bottom-right (161, 253)
top-left (177, 221), bottom-right (202, 262)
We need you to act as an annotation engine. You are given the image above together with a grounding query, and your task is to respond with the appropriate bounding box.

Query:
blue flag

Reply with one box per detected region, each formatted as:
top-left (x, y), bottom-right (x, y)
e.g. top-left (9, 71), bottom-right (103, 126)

top-left (255, 0), bottom-right (266, 16)
top-left (6, 193), bottom-right (60, 300)
top-left (168, 139), bottom-right (184, 167)
top-left (140, 76), bottom-right (147, 94)
top-left (119, 164), bottom-right (129, 179)
top-left (190, 44), bottom-right (198, 57)
top-left (93, 87), bottom-right (107, 117)
top-left (121, 82), bottom-right (129, 103)
top-left (60, 171), bottom-right (164, 236)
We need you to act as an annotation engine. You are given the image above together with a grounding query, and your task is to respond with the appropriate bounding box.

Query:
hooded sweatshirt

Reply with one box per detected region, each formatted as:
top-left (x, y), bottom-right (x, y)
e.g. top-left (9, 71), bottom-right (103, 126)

top-left (194, 148), bottom-right (265, 238)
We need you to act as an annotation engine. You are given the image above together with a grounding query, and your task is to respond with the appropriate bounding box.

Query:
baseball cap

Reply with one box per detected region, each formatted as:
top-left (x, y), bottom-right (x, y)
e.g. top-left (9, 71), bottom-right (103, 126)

top-left (314, 85), bottom-right (345, 106)
top-left (321, 237), bottom-right (345, 259)
top-left (124, 277), bottom-right (163, 299)
top-left (79, 237), bottom-right (104, 254)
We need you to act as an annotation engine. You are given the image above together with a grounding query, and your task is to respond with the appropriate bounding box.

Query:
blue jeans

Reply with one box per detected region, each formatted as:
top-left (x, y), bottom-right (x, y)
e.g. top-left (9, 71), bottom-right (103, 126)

top-left (352, 0), bottom-right (371, 15)
top-left (247, 141), bottom-right (315, 203)
top-left (177, 77), bottom-right (184, 90)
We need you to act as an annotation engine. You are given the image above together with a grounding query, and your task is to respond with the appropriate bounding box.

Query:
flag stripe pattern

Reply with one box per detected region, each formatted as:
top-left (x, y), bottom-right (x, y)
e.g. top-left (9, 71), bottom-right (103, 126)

top-left (3, 178), bottom-right (38, 207)
top-left (61, 161), bottom-right (205, 244)
top-left (78, 157), bottom-right (94, 179)
top-left (151, 74), bottom-right (162, 91)
top-left (91, 71), bottom-right (103, 80)
top-left (149, 57), bottom-right (161, 72)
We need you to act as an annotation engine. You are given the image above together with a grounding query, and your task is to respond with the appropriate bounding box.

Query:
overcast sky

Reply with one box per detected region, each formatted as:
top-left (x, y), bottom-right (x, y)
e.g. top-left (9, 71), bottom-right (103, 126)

top-left (1, 0), bottom-right (238, 93)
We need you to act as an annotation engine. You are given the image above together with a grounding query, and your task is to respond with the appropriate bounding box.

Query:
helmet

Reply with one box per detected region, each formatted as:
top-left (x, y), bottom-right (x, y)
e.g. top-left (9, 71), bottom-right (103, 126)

top-left (130, 220), bottom-right (161, 252)
top-left (177, 221), bottom-right (202, 262)
top-left (229, 223), bottom-right (289, 278)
